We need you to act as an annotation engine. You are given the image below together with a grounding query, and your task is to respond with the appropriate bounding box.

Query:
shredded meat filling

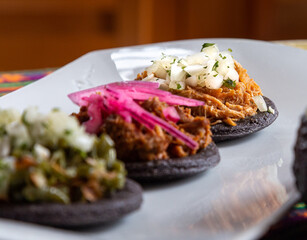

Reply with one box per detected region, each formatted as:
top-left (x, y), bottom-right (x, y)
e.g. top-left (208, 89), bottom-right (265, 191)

top-left (74, 98), bottom-right (212, 162)
top-left (137, 61), bottom-right (262, 126)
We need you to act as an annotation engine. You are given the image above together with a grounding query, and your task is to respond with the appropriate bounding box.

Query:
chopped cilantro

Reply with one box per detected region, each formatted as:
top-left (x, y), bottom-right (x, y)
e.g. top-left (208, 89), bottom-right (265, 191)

top-left (219, 53), bottom-right (226, 60)
top-left (178, 59), bottom-right (182, 64)
top-left (212, 61), bottom-right (219, 71)
top-left (203, 66), bottom-right (208, 69)
top-left (186, 73), bottom-right (191, 78)
top-left (166, 70), bottom-right (171, 76)
top-left (176, 83), bottom-right (181, 89)
top-left (223, 78), bottom-right (236, 89)
top-left (227, 66), bottom-right (230, 68)
top-left (228, 48), bottom-right (233, 52)
top-left (171, 58), bottom-right (176, 64)
top-left (201, 43), bottom-right (215, 51)
top-left (213, 74), bottom-right (218, 77)
top-left (181, 66), bottom-right (186, 70)
top-left (64, 129), bottom-right (72, 135)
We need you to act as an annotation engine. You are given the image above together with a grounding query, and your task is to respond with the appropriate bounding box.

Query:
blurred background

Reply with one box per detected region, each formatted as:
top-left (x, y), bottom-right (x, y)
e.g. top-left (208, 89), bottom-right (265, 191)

top-left (0, 0), bottom-right (307, 71)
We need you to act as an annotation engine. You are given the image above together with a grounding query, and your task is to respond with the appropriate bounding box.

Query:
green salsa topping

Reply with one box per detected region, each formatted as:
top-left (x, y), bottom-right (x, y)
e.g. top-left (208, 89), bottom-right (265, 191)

top-left (0, 108), bottom-right (126, 204)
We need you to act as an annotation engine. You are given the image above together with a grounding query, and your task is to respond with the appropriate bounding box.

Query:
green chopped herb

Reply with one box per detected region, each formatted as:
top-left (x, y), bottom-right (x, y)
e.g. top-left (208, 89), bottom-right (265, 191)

top-left (161, 52), bottom-right (166, 59)
top-left (203, 66), bottom-right (208, 69)
top-left (171, 58), bottom-right (176, 64)
top-left (150, 60), bottom-right (155, 63)
top-left (176, 83), bottom-right (181, 89)
top-left (181, 66), bottom-right (186, 70)
top-left (201, 43), bottom-right (215, 51)
top-left (212, 61), bottom-right (219, 71)
top-left (223, 78), bottom-right (236, 89)
top-left (186, 73), bottom-right (191, 78)
top-left (213, 74), bottom-right (218, 77)
top-left (219, 53), bottom-right (226, 60)
top-left (178, 59), bottom-right (182, 64)
top-left (228, 48), bottom-right (233, 52)
top-left (64, 129), bottom-right (72, 135)
top-left (227, 66), bottom-right (230, 68)
top-left (166, 70), bottom-right (171, 76)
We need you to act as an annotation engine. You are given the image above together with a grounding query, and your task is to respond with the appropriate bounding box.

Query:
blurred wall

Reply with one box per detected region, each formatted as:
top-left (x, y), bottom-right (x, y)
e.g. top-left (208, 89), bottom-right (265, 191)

top-left (0, 0), bottom-right (306, 71)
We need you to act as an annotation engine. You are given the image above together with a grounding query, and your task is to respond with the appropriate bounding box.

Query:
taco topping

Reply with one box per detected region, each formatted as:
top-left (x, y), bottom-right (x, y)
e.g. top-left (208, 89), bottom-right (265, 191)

top-left (70, 82), bottom-right (212, 162)
top-left (0, 108), bottom-right (125, 204)
top-left (136, 43), bottom-right (268, 126)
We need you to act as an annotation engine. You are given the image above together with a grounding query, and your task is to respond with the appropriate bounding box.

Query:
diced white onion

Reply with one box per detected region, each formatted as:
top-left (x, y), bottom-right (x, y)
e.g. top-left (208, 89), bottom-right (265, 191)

top-left (143, 43), bottom-right (240, 91)
top-left (169, 80), bottom-right (185, 90)
top-left (146, 62), bottom-right (167, 79)
top-left (218, 51), bottom-right (233, 63)
top-left (253, 95), bottom-right (268, 112)
top-left (204, 60), bottom-right (216, 74)
top-left (160, 56), bottom-right (177, 70)
top-left (0, 136), bottom-right (10, 157)
top-left (268, 106), bottom-right (275, 114)
top-left (205, 72), bottom-right (223, 89)
top-left (216, 60), bottom-right (230, 76)
top-left (159, 83), bottom-right (169, 90)
top-left (224, 68), bottom-right (239, 82)
top-left (155, 78), bottom-right (166, 85)
top-left (171, 64), bottom-right (186, 82)
top-left (186, 52), bottom-right (209, 65)
top-left (0, 109), bottom-right (21, 127)
top-left (202, 45), bottom-right (219, 59)
top-left (177, 58), bottom-right (188, 68)
top-left (146, 62), bottom-right (159, 74)
top-left (185, 75), bottom-right (198, 87)
top-left (34, 143), bottom-right (50, 160)
top-left (6, 122), bottom-right (31, 147)
top-left (184, 65), bottom-right (206, 76)
top-left (142, 73), bottom-right (155, 82)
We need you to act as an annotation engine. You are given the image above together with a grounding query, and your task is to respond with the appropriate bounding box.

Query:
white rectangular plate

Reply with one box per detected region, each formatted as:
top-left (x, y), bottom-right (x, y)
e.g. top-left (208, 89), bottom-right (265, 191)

top-left (0, 38), bottom-right (305, 240)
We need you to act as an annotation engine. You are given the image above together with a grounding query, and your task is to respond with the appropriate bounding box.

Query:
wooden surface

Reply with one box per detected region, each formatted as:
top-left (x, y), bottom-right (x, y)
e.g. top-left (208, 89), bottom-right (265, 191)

top-left (0, 0), bottom-right (307, 71)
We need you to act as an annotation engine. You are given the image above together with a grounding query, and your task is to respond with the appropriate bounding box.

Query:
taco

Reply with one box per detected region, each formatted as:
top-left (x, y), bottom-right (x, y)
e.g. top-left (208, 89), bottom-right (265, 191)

top-left (136, 43), bottom-right (278, 141)
top-left (70, 81), bottom-right (220, 181)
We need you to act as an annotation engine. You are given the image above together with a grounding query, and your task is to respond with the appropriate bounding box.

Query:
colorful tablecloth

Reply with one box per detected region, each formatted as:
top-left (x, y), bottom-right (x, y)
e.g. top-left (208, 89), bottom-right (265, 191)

top-left (1, 41), bottom-right (307, 239)
top-left (0, 69), bottom-right (52, 96)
